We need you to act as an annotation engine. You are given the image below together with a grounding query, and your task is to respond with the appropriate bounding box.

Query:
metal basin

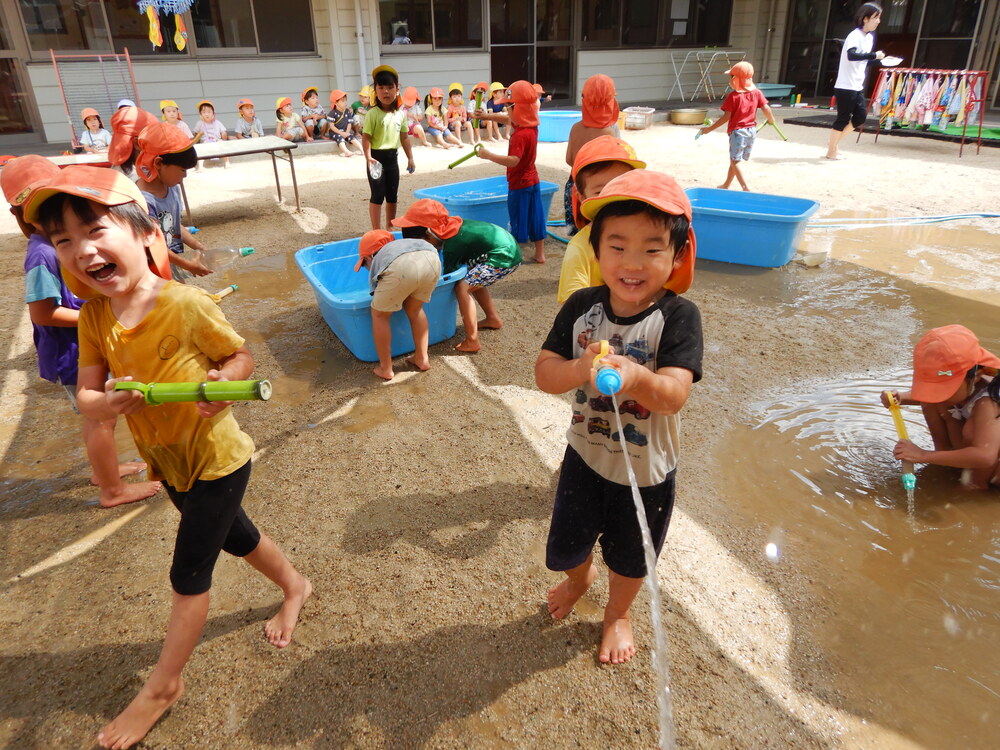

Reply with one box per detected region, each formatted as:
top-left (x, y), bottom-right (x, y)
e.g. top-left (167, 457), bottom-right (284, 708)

top-left (669, 108), bottom-right (709, 125)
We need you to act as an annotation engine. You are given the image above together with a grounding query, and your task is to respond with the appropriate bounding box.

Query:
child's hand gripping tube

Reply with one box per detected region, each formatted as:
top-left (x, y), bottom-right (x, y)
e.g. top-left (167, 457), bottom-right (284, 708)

top-left (447, 143), bottom-right (482, 169)
top-left (473, 90), bottom-right (484, 128)
top-left (593, 340), bottom-right (623, 396)
top-left (115, 379), bottom-right (272, 406)
top-left (694, 117), bottom-right (712, 140)
top-left (884, 391), bottom-right (917, 491)
top-left (757, 120), bottom-right (789, 141)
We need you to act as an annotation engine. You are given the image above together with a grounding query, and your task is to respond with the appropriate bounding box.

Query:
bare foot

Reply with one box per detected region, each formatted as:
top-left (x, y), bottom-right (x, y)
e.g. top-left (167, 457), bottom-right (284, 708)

top-left (91, 461), bottom-right (148, 485)
top-left (97, 677), bottom-right (184, 749)
top-left (264, 576), bottom-right (312, 648)
top-left (372, 365), bottom-right (394, 381)
top-left (717, 183), bottom-right (731, 189)
top-left (531, 256), bottom-right (547, 264)
top-left (599, 613), bottom-right (637, 664)
top-left (477, 318), bottom-right (503, 330)
top-left (99, 481), bottom-right (161, 509)
top-left (404, 355), bottom-right (430, 371)
top-left (823, 154), bottom-right (846, 160)
top-left (547, 565), bottom-right (597, 619)
top-left (454, 339), bottom-right (481, 353)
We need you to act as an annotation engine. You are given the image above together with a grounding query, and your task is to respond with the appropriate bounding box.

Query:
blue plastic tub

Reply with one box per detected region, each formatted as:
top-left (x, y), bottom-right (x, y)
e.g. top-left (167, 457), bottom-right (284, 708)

top-left (685, 187), bottom-right (819, 267)
top-left (756, 83), bottom-right (794, 99)
top-left (414, 175), bottom-right (559, 230)
top-left (295, 234), bottom-right (467, 362)
top-left (538, 110), bottom-right (582, 141)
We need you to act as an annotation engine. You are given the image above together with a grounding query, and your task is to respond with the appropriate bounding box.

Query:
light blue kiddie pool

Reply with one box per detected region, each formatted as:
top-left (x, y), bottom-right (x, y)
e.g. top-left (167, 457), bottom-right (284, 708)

top-left (295, 234), bottom-right (467, 362)
top-left (414, 175), bottom-right (560, 230)
top-left (538, 110), bottom-right (582, 141)
top-left (685, 187), bottom-right (819, 267)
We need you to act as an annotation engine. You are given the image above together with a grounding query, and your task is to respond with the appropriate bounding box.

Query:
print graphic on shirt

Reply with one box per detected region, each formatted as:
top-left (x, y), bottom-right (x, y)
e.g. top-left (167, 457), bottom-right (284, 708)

top-left (575, 389), bottom-right (587, 404)
top-left (587, 417), bottom-right (611, 437)
top-left (619, 400), bottom-right (651, 419)
top-left (609, 333), bottom-right (624, 355)
top-left (571, 411), bottom-right (584, 424)
top-left (158, 335), bottom-right (180, 360)
top-left (156, 208), bottom-right (178, 252)
top-left (612, 423), bottom-right (649, 447)
top-left (624, 336), bottom-right (651, 364)
top-left (589, 395), bottom-right (615, 412)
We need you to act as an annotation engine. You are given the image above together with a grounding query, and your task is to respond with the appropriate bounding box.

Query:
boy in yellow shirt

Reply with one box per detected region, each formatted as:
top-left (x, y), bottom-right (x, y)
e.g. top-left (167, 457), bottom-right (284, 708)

top-left (25, 166), bottom-right (310, 750)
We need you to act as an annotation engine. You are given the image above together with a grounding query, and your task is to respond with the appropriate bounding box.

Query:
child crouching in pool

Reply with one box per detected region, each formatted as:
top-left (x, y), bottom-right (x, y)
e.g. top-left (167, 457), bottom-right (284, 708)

top-left (535, 170), bottom-right (702, 664)
top-left (26, 165), bottom-right (311, 750)
top-left (882, 325), bottom-right (1000, 490)
top-left (392, 198), bottom-right (520, 353)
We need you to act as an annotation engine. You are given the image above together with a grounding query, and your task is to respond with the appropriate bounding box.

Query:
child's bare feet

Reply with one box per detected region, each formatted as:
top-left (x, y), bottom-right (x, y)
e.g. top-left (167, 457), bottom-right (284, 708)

top-left (98, 481), bottom-right (161, 509)
top-left (477, 317), bottom-right (503, 330)
top-left (547, 564), bottom-right (597, 619)
top-left (97, 676), bottom-right (184, 749)
top-left (373, 365), bottom-right (394, 381)
top-left (91, 461), bottom-right (148, 485)
top-left (404, 354), bottom-right (430, 371)
top-left (264, 575), bottom-right (312, 648)
top-left (599, 613), bottom-right (637, 664)
top-left (454, 339), bottom-right (481, 353)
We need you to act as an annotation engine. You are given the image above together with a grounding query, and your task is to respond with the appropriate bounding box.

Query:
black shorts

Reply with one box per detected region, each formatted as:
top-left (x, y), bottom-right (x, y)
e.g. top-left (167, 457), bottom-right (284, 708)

top-left (832, 88), bottom-right (868, 130)
top-left (164, 459), bottom-right (261, 596)
top-left (368, 148), bottom-right (400, 205)
top-left (546, 445), bottom-right (676, 579)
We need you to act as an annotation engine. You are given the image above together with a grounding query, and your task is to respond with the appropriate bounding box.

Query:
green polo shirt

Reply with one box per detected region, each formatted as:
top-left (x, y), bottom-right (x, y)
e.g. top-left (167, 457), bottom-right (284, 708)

top-left (362, 106), bottom-right (407, 150)
top-left (442, 220), bottom-right (521, 272)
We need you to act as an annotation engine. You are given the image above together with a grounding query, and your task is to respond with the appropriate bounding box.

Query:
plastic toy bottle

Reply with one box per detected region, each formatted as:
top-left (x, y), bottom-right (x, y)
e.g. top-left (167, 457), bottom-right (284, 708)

top-left (369, 160), bottom-right (383, 180)
top-left (593, 340), bottom-right (622, 396)
top-left (114, 379), bottom-right (272, 405)
top-left (202, 246), bottom-right (254, 271)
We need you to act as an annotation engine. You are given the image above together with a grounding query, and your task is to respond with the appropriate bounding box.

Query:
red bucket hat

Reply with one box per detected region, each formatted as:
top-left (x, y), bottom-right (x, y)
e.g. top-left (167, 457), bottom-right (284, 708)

top-left (581, 170), bottom-right (696, 295)
top-left (355, 230), bottom-right (395, 272)
top-left (910, 325), bottom-right (1000, 403)
top-left (724, 61), bottom-right (756, 92)
top-left (581, 74), bottom-right (619, 129)
top-left (135, 121), bottom-right (197, 181)
top-left (391, 198), bottom-right (463, 239)
top-left (570, 136), bottom-right (646, 228)
top-left (502, 81), bottom-right (539, 127)
top-left (108, 107), bottom-right (159, 166)
top-left (1, 154), bottom-right (61, 207)
top-left (23, 165), bottom-right (172, 300)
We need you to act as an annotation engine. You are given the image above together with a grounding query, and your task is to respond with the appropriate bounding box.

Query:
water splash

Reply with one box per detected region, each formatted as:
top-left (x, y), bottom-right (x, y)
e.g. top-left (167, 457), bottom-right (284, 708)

top-left (609, 394), bottom-right (675, 749)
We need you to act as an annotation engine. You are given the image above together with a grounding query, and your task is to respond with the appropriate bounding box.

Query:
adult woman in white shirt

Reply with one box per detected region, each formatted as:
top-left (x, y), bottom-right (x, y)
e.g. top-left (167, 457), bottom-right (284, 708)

top-left (825, 3), bottom-right (885, 160)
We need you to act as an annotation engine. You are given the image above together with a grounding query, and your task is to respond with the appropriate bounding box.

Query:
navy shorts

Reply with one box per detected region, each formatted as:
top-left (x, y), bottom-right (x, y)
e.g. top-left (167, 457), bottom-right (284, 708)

top-left (164, 459), bottom-right (261, 595)
top-left (546, 445), bottom-right (676, 579)
top-left (507, 183), bottom-right (546, 243)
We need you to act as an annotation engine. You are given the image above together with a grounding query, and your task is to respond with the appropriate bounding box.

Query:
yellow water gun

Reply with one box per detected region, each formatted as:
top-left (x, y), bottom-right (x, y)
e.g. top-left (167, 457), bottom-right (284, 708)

top-left (884, 391), bottom-right (917, 492)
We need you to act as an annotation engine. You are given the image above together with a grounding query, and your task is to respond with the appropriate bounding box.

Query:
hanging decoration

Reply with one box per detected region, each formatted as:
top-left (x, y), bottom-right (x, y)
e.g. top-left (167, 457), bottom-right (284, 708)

top-left (137, 1), bottom-right (193, 50)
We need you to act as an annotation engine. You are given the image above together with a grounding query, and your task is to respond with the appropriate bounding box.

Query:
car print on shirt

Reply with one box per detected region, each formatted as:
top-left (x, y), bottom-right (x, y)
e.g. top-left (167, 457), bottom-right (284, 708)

top-left (619, 400), bottom-right (651, 419)
top-left (624, 337), bottom-right (651, 365)
top-left (571, 411), bottom-right (584, 424)
top-left (612, 423), bottom-right (649, 447)
top-left (588, 395), bottom-right (615, 412)
top-left (575, 389), bottom-right (587, 404)
top-left (587, 417), bottom-right (611, 437)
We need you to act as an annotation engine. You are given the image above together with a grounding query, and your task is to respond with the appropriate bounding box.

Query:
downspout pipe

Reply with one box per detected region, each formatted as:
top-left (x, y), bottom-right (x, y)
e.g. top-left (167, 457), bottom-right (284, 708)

top-left (354, 0), bottom-right (367, 91)
top-left (761, 0), bottom-right (778, 82)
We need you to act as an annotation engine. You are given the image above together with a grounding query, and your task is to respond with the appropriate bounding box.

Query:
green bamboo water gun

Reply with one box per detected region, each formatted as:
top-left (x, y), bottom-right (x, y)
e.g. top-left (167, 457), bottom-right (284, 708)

top-left (757, 119), bottom-right (788, 141)
top-left (448, 143), bottom-right (483, 169)
top-left (694, 117), bottom-right (712, 140)
top-left (473, 89), bottom-right (484, 129)
top-left (114, 379), bottom-right (272, 406)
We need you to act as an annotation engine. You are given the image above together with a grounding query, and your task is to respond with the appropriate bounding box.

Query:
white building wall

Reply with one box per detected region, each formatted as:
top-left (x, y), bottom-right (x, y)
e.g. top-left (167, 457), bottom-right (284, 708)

top-left (378, 51), bottom-right (491, 96)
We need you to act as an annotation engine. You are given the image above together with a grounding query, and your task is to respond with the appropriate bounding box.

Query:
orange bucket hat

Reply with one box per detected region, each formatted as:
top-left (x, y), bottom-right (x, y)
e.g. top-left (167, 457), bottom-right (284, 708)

top-left (355, 230), bottom-right (395, 272)
top-left (236, 98), bottom-right (254, 110)
top-left (108, 106), bottom-right (159, 166)
top-left (329, 89), bottom-right (348, 106)
top-left (1, 155), bottom-right (61, 207)
top-left (391, 198), bottom-right (463, 240)
top-left (276, 96), bottom-right (292, 110)
top-left (301, 86), bottom-right (319, 103)
top-left (401, 86), bottom-right (419, 107)
top-left (428, 87), bottom-right (444, 99)
top-left (23, 165), bottom-right (172, 300)
top-left (581, 74), bottom-right (619, 129)
top-left (724, 61), bottom-right (756, 92)
top-left (581, 170), bottom-right (696, 295)
top-left (135, 121), bottom-right (197, 181)
top-left (503, 81), bottom-right (539, 127)
top-left (910, 325), bottom-right (1000, 403)
top-left (196, 99), bottom-right (214, 111)
top-left (570, 136), bottom-right (646, 228)
top-left (81, 107), bottom-right (103, 127)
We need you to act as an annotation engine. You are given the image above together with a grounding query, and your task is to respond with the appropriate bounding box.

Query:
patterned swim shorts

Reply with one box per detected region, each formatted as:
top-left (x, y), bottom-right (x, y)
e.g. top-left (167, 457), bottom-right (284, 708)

top-left (465, 262), bottom-right (519, 288)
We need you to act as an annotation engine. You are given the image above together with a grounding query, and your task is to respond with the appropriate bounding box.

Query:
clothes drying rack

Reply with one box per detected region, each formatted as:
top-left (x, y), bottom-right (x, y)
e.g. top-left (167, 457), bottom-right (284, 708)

top-left (857, 67), bottom-right (990, 157)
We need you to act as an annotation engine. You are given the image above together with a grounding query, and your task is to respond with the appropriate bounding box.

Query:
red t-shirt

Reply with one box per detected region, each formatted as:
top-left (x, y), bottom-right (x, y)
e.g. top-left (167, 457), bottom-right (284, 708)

top-left (721, 88), bottom-right (768, 133)
top-left (506, 126), bottom-right (539, 190)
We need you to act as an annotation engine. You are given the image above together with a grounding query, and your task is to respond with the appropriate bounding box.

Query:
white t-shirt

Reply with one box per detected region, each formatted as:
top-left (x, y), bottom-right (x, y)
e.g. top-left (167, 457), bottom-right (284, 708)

top-left (835, 27), bottom-right (874, 91)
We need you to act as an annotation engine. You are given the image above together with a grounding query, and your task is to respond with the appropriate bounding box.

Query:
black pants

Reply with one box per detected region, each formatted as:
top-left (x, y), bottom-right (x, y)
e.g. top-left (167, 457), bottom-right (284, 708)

top-left (165, 459), bottom-right (261, 595)
top-left (368, 148), bottom-right (400, 205)
top-left (832, 88), bottom-right (867, 130)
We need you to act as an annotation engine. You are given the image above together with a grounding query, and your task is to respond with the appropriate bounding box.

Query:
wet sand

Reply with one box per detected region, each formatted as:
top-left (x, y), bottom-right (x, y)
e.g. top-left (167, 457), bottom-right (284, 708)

top-left (1, 117), bottom-right (999, 749)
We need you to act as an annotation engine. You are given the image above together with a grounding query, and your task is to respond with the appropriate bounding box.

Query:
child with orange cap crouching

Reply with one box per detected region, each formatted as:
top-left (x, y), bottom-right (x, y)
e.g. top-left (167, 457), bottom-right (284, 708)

top-left (536, 170), bottom-right (702, 665)
top-left (881, 325), bottom-right (1000, 490)
top-left (356, 229), bottom-right (442, 380)
top-left (557, 135), bottom-right (647, 303)
top-left (234, 98), bottom-right (264, 139)
top-left (192, 99), bottom-right (230, 169)
top-left (477, 80), bottom-right (547, 264)
top-left (2, 155), bottom-right (160, 508)
top-left (79, 108), bottom-right (111, 153)
top-left (300, 86), bottom-right (329, 140)
top-left (392, 198), bottom-right (520, 353)
top-left (698, 61), bottom-right (774, 191)
top-left (329, 89), bottom-right (363, 156)
top-left (25, 165), bottom-right (310, 750)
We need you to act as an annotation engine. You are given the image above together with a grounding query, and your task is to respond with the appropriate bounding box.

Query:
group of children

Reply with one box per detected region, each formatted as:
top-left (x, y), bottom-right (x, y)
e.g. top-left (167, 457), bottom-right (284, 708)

top-left (6, 32), bottom-right (998, 747)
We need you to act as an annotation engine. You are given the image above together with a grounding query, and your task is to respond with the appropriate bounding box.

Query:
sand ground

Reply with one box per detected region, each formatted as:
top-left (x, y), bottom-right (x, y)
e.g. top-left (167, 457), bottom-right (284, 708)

top-left (0, 115), bottom-right (998, 749)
